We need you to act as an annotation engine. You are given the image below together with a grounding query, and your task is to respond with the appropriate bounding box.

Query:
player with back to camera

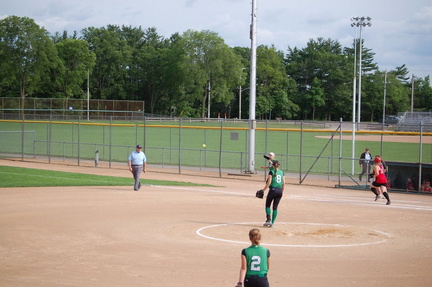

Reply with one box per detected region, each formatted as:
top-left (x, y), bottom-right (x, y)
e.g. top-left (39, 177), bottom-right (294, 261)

top-left (235, 228), bottom-right (270, 287)
top-left (260, 160), bottom-right (285, 227)
top-left (370, 155), bottom-right (391, 205)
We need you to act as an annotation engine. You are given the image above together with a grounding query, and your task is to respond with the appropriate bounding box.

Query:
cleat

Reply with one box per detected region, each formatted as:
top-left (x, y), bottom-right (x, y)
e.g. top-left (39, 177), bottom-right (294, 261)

top-left (386, 200), bottom-right (391, 205)
top-left (375, 195), bottom-right (380, 201)
top-left (263, 220), bottom-right (272, 227)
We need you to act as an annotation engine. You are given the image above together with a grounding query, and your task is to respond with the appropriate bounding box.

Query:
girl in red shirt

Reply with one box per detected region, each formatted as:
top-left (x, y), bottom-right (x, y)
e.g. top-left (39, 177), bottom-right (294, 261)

top-left (370, 156), bottom-right (391, 205)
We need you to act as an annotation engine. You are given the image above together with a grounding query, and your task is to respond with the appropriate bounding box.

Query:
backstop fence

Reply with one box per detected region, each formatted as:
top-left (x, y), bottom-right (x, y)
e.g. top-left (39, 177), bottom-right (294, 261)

top-left (1, 111), bottom-right (432, 194)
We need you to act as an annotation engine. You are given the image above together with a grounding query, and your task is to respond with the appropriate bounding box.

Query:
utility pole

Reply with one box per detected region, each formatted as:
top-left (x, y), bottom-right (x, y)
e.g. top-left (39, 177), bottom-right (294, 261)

top-left (246, 0), bottom-right (257, 173)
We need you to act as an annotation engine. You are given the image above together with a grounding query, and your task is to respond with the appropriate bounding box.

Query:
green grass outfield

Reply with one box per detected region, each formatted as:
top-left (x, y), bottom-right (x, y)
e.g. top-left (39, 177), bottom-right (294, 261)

top-left (0, 166), bottom-right (214, 188)
top-left (1, 120), bottom-right (431, 171)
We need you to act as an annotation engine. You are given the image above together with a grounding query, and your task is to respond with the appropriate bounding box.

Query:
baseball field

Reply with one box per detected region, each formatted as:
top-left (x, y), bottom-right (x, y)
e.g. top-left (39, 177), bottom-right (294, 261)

top-left (0, 159), bottom-right (432, 287)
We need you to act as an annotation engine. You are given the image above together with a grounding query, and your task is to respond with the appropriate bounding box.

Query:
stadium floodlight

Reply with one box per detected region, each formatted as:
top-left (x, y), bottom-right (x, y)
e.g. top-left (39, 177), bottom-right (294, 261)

top-left (351, 16), bottom-right (372, 125)
top-left (350, 16), bottom-right (371, 174)
top-left (411, 74), bottom-right (416, 113)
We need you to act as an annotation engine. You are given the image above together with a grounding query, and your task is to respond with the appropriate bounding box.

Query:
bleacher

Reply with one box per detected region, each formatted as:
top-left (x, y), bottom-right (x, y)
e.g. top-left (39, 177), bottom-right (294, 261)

top-left (397, 111), bottom-right (432, 132)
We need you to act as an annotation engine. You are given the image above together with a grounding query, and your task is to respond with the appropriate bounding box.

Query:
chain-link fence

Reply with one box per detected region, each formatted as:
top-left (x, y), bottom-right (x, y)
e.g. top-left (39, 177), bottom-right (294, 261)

top-left (1, 113), bottom-right (432, 194)
top-left (0, 97), bottom-right (146, 121)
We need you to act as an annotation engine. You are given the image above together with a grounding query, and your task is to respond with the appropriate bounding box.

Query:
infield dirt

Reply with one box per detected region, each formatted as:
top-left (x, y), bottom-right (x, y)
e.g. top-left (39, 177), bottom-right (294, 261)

top-left (1, 159), bottom-right (431, 287)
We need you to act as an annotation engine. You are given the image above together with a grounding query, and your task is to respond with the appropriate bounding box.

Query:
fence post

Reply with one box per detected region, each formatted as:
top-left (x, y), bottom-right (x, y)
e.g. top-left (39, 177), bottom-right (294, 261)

top-left (300, 121), bottom-right (303, 184)
top-left (109, 117), bottom-right (112, 168)
top-left (78, 116), bottom-right (81, 166)
top-left (21, 114), bottom-right (25, 161)
top-left (338, 118), bottom-right (343, 186)
top-left (418, 122), bottom-right (423, 192)
top-left (178, 119), bottom-right (182, 174)
top-left (218, 119), bottom-right (223, 177)
top-left (49, 116), bottom-right (52, 164)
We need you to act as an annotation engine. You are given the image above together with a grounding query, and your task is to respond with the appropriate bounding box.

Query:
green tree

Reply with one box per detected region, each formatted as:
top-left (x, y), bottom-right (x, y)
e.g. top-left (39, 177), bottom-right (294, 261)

top-left (305, 77), bottom-right (325, 120)
top-left (158, 33), bottom-right (188, 116)
top-left (286, 38), bottom-right (352, 120)
top-left (180, 30), bottom-right (243, 118)
top-left (385, 72), bottom-right (410, 115)
top-left (363, 70), bottom-right (410, 121)
top-left (81, 25), bottom-right (130, 100)
top-left (138, 27), bottom-right (174, 114)
top-left (0, 16), bottom-right (59, 112)
top-left (119, 25), bottom-right (146, 103)
top-left (256, 45), bottom-right (298, 119)
top-left (416, 76), bottom-right (432, 111)
top-left (54, 38), bottom-right (96, 102)
top-left (393, 64), bottom-right (410, 84)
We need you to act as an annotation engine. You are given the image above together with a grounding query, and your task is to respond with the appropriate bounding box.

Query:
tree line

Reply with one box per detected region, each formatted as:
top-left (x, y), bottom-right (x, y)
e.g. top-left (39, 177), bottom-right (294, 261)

top-left (0, 15), bottom-right (431, 121)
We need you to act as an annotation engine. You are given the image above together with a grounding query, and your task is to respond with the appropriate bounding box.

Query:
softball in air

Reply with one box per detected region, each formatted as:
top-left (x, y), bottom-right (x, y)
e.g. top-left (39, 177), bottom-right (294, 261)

top-left (202, 144), bottom-right (206, 148)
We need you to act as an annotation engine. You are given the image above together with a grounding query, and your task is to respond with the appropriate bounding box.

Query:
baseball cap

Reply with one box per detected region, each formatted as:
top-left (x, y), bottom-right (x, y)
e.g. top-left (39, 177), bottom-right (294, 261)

top-left (269, 152), bottom-right (275, 156)
top-left (136, 144), bottom-right (142, 149)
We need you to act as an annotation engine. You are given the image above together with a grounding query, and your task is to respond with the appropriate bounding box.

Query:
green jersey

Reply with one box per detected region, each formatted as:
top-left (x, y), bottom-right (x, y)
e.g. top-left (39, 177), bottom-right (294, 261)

top-left (241, 245), bottom-right (270, 276)
top-left (269, 169), bottom-right (284, 188)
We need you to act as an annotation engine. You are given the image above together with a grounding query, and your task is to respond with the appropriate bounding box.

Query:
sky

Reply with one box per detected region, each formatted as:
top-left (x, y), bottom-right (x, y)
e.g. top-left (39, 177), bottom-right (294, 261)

top-left (1, 0), bottom-right (432, 80)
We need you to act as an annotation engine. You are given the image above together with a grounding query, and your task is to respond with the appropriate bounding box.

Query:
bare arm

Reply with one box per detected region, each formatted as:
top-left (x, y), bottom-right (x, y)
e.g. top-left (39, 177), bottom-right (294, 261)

top-left (373, 165), bottom-right (379, 178)
top-left (236, 254), bottom-right (247, 287)
top-left (143, 162), bottom-right (147, 173)
top-left (267, 255), bottom-right (271, 270)
top-left (128, 160), bottom-right (132, 172)
top-left (262, 174), bottom-right (272, 191)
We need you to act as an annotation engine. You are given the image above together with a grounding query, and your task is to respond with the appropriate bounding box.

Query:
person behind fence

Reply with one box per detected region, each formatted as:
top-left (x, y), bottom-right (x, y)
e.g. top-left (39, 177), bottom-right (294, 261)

top-left (235, 228), bottom-right (270, 287)
top-left (370, 155), bottom-right (391, 205)
top-left (421, 180), bottom-right (432, 193)
top-left (128, 144), bottom-right (147, 191)
top-left (406, 177), bottom-right (415, 191)
top-left (359, 148), bottom-right (372, 182)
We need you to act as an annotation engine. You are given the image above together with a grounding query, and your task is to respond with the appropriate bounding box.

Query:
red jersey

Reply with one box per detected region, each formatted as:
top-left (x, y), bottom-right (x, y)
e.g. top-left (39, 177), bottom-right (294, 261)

top-left (375, 165), bottom-right (387, 184)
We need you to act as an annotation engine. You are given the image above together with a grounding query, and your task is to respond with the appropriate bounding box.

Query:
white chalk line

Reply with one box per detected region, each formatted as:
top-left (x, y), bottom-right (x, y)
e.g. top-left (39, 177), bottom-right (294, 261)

top-left (195, 222), bottom-right (391, 248)
top-left (151, 185), bottom-right (432, 212)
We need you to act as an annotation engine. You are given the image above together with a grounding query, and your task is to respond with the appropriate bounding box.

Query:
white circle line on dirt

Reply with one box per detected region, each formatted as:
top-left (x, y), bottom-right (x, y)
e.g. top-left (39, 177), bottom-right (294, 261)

top-left (195, 222), bottom-right (391, 248)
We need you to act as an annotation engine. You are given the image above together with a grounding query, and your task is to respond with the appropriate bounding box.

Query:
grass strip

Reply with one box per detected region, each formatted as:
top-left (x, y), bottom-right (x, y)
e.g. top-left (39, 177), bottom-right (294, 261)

top-left (0, 166), bottom-right (214, 188)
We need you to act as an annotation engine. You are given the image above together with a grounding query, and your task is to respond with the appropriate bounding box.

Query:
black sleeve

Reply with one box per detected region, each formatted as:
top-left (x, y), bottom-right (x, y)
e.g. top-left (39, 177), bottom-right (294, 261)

top-left (241, 249), bottom-right (246, 256)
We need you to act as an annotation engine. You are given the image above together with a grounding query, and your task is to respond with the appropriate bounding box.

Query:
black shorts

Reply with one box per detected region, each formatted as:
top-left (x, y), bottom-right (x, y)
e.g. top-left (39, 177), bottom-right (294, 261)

top-left (372, 181), bottom-right (386, 187)
top-left (244, 274), bottom-right (269, 287)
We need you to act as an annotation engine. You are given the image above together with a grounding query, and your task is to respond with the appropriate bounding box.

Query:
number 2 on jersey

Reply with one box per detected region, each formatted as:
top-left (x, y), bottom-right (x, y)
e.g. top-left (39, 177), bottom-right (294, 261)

top-left (250, 255), bottom-right (261, 271)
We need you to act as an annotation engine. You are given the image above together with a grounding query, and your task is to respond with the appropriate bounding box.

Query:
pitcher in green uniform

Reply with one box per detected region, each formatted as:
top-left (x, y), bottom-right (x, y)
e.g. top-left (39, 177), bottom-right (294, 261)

top-left (261, 160), bottom-right (285, 227)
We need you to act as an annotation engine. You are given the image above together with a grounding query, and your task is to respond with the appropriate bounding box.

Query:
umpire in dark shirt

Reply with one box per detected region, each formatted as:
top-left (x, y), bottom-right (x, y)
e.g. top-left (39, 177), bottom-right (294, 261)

top-left (359, 148), bottom-right (372, 181)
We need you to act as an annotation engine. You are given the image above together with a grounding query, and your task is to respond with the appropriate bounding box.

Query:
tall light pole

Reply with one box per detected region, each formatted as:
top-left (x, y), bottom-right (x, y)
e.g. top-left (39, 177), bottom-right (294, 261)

top-left (351, 17), bottom-right (371, 125)
top-left (247, 0), bottom-right (257, 173)
top-left (382, 71), bottom-right (388, 125)
top-left (238, 86), bottom-right (242, 120)
top-left (411, 74), bottom-right (416, 113)
top-left (238, 68), bottom-right (247, 120)
top-left (87, 69), bottom-right (90, 121)
top-left (350, 21), bottom-right (358, 174)
top-left (207, 81), bottom-right (211, 118)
